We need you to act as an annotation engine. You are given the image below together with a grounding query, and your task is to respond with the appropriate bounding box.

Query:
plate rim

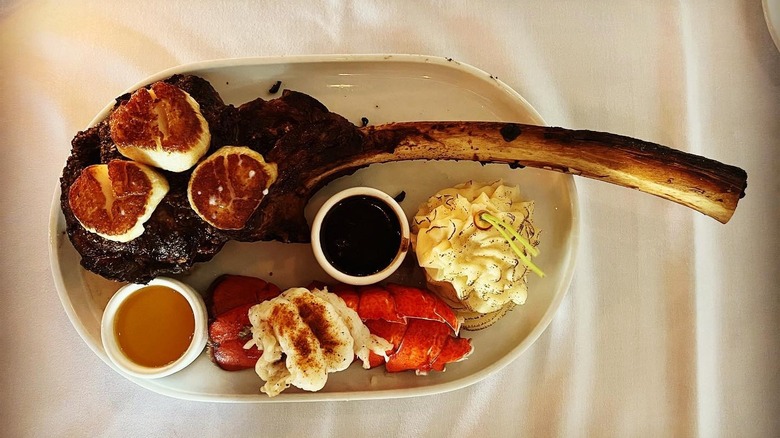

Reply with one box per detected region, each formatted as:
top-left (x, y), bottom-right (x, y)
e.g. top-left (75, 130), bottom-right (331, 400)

top-left (763, 0), bottom-right (780, 52)
top-left (48, 54), bottom-right (579, 402)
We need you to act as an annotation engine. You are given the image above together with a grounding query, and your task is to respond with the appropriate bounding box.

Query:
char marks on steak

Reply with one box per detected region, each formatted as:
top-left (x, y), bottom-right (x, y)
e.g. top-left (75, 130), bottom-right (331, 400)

top-left (59, 75), bottom-right (352, 283)
top-left (61, 75), bottom-right (747, 283)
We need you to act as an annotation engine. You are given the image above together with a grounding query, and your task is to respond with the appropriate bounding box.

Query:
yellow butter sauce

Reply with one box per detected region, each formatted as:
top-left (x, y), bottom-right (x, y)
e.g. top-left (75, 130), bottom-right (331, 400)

top-left (114, 285), bottom-right (195, 368)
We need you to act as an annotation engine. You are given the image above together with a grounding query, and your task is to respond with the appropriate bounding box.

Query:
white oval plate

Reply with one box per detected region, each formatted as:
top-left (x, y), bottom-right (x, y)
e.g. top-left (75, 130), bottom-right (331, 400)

top-left (49, 55), bottom-right (579, 402)
top-left (764, 0), bottom-right (780, 51)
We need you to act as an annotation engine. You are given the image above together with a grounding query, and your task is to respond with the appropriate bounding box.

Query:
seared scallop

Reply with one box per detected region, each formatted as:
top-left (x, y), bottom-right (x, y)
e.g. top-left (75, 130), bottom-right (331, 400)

top-left (109, 81), bottom-right (210, 172)
top-left (187, 146), bottom-right (277, 230)
top-left (68, 160), bottom-right (169, 242)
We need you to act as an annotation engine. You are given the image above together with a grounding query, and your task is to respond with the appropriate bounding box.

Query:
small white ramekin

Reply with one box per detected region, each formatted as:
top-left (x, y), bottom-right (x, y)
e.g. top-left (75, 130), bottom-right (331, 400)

top-left (311, 187), bottom-right (410, 286)
top-left (100, 277), bottom-right (208, 379)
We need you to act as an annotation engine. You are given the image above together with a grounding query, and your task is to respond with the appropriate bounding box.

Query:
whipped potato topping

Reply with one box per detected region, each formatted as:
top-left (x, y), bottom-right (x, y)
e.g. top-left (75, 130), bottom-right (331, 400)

top-left (412, 180), bottom-right (540, 314)
top-left (247, 287), bottom-right (391, 397)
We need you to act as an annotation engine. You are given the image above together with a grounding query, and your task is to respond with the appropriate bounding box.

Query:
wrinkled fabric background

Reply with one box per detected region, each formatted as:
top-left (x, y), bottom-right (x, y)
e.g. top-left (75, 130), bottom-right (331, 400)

top-left (0, 1), bottom-right (777, 436)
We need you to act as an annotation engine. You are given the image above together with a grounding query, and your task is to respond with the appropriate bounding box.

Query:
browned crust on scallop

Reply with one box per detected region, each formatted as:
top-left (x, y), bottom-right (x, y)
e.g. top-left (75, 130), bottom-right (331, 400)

top-left (68, 161), bottom-right (156, 236)
top-left (109, 82), bottom-right (205, 153)
top-left (60, 74), bottom-right (748, 283)
top-left (188, 147), bottom-right (277, 230)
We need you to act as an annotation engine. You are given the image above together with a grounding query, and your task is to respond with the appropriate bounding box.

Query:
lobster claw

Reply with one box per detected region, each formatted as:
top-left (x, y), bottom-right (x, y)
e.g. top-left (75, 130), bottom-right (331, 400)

top-left (206, 275), bottom-right (282, 371)
top-left (207, 274), bottom-right (282, 316)
top-left (205, 276), bottom-right (472, 375)
top-left (385, 319), bottom-right (452, 374)
top-left (333, 283), bottom-right (472, 373)
top-left (363, 319), bottom-right (407, 368)
top-left (208, 303), bottom-right (263, 371)
top-left (357, 285), bottom-right (404, 323)
top-left (385, 284), bottom-right (461, 334)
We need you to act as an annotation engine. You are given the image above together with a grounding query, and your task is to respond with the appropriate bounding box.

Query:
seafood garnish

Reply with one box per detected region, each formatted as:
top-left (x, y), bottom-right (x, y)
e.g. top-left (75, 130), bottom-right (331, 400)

top-left (246, 287), bottom-right (390, 397)
top-left (206, 275), bottom-right (473, 388)
top-left (327, 283), bottom-right (473, 374)
top-left (206, 275), bottom-right (281, 371)
top-left (60, 75), bottom-right (747, 283)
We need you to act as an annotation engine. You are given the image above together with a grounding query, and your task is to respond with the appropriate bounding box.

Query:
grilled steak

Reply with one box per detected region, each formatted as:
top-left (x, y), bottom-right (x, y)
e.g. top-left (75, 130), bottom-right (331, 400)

top-left (59, 75), bottom-right (358, 283)
top-left (60, 75), bottom-right (746, 284)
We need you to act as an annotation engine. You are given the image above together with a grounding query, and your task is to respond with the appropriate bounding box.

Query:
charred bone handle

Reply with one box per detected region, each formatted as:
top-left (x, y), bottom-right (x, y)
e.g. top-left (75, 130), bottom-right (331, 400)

top-left (354, 122), bottom-right (747, 224)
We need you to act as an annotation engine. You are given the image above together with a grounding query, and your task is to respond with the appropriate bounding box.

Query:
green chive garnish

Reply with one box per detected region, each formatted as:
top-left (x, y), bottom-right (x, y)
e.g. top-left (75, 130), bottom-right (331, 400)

top-left (478, 212), bottom-right (544, 278)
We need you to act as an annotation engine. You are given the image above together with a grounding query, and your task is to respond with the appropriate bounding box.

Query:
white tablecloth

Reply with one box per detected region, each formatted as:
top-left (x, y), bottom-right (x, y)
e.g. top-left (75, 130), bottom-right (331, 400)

top-left (1, 1), bottom-right (777, 436)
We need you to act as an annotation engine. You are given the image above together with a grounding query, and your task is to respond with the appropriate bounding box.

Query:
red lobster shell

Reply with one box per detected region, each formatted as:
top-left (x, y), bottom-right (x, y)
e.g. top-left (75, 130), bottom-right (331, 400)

top-left (207, 275), bottom-right (472, 374)
top-left (206, 275), bottom-right (281, 371)
top-left (320, 282), bottom-right (472, 373)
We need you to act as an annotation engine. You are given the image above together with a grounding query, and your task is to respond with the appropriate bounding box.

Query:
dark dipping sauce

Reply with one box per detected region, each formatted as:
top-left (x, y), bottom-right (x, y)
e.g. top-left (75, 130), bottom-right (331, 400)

top-left (320, 195), bottom-right (402, 277)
